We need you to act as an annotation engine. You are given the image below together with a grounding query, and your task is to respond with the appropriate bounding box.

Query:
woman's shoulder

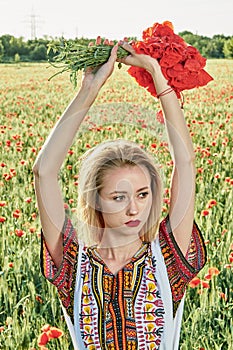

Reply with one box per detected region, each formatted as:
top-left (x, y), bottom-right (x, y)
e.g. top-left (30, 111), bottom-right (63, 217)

top-left (61, 215), bottom-right (79, 248)
top-left (156, 214), bottom-right (206, 281)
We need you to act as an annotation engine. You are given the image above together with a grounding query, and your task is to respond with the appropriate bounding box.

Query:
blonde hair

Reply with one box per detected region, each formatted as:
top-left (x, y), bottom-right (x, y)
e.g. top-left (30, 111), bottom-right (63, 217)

top-left (77, 139), bottom-right (163, 246)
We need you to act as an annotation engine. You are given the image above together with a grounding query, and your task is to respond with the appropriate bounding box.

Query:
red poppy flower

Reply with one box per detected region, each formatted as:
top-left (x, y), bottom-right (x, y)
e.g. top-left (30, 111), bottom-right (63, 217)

top-left (200, 280), bottom-right (210, 289)
top-left (219, 292), bottom-right (227, 301)
top-left (207, 199), bottom-right (217, 208)
top-left (208, 267), bottom-right (220, 276)
top-left (15, 229), bottom-right (25, 237)
top-left (201, 210), bottom-right (209, 216)
top-left (48, 327), bottom-right (64, 339)
top-left (38, 332), bottom-right (49, 346)
top-left (0, 216), bottom-right (6, 223)
top-left (142, 21), bottom-right (174, 40)
top-left (189, 277), bottom-right (201, 288)
top-left (160, 52), bottom-right (183, 68)
top-left (128, 21), bottom-right (213, 100)
top-left (38, 324), bottom-right (64, 348)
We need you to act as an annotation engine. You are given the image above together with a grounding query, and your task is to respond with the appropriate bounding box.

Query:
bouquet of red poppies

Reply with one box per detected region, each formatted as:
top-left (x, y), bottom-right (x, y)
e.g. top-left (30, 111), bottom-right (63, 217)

top-left (127, 21), bottom-right (213, 98)
top-left (48, 21), bottom-right (213, 98)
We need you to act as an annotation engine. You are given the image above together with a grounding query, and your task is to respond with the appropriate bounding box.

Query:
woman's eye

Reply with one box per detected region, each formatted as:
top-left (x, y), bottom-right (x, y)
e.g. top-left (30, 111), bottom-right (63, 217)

top-left (138, 191), bottom-right (149, 199)
top-left (113, 195), bottom-right (126, 202)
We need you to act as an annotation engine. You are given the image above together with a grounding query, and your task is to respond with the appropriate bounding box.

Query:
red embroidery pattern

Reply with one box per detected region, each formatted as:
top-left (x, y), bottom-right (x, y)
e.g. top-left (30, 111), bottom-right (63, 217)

top-left (87, 244), bottom-right (149, 349)
top-left (40, 216), bottom-right (78, 316)
top-left (159, 215), bottom-right (207, 315)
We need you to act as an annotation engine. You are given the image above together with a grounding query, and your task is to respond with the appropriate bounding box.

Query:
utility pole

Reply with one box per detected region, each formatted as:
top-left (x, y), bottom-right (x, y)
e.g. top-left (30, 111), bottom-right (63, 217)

top-left (30, 12), bottom-right (37, 40)
top-left (24, 8), bottom-right (42, 40)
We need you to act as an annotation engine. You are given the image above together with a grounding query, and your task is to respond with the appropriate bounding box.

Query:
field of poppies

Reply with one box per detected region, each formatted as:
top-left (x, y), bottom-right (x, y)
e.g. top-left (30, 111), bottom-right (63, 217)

top-left (0, 59), bottom-right (232, 350)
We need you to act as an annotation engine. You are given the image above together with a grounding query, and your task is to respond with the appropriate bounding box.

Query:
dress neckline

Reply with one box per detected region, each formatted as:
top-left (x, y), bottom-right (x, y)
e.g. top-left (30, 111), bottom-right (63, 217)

top-left (87, 242), bottom-right (150, 276)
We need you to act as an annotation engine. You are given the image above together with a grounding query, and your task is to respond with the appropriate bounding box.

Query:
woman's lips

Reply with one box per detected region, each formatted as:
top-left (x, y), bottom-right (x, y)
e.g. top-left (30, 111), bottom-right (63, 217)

top-left (125, 220), bottom-right (141, 227)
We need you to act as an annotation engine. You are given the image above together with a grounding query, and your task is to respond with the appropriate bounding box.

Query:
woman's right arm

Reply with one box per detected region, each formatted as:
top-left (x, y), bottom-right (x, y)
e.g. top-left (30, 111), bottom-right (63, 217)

top-left (33, 45), bottom-right (118, 267)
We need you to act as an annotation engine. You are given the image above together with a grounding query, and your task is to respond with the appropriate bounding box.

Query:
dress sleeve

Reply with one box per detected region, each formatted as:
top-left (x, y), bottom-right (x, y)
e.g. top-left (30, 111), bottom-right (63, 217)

top-left (40, 216), bottom-right (78, 314)
top-left (159, 215), bottom-right (207, 309)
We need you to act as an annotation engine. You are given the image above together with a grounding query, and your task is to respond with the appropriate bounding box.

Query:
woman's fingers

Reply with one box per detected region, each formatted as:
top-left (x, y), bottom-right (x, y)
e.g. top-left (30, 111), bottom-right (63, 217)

top-left (82, 44), bottom-right (118, 89)
top-left (110, 44), bottom-right (119, 57)
top-left (117, 41), bottom-right (138, 66)
top-left (119, 41), bottom-right (135, 55)
top-left (118, 41), bottom-right (158, 72)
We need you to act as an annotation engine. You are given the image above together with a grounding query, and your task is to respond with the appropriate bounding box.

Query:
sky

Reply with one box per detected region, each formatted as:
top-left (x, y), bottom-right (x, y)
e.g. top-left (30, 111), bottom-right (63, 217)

top-left (0, 0), bottom-right (232, 40)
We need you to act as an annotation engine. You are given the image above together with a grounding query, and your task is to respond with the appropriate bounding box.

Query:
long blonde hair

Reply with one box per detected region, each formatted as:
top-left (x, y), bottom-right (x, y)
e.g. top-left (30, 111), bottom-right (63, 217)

top-left (77, 139), bottom-right (163, 246)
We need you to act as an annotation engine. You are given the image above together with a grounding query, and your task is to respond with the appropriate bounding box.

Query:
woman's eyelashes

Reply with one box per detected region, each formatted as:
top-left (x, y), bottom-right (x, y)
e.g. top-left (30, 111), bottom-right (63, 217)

top-left (112, 191), bottom-right (150, 202)
top-left (138, 191), bottom-right (149, 199)
top-left (112, 195), bottom-right (126, 202)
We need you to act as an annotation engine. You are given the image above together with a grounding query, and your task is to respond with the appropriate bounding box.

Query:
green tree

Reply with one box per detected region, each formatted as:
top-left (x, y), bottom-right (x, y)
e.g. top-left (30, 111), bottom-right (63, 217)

top-left (30, 44), bottom-right (47, 61)
top-left (203, 36), bottom-right (226, 58)
top-left (223, 37), bottom-right (233, 58)
top-left (8, 36), bottom-right (26, 56)
top-left (0, 40), bottom-right (4, 62)
top-left (0, 35), bottom-right (29, 61)
top-left (0, 34), bottom-right (13, 57)
top-left (179, 31), bottom-right (211, 56)
top-left (179, 31), bottom-right (198, 45)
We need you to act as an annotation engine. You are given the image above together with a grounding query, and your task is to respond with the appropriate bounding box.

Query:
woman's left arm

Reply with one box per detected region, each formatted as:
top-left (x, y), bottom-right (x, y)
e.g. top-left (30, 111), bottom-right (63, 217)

top-left (118, 43), bottom-right (196, 255)
top-left (155, 79), bottom-right (196, 256)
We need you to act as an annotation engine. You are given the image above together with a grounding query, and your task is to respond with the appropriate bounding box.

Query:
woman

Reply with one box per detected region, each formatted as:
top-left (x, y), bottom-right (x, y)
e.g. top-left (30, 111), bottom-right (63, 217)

top-left (33, 43), bottom-right (206, 349)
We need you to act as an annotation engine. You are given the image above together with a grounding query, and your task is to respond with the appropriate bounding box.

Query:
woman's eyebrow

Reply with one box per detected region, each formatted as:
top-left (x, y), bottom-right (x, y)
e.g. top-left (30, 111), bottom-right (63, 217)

top-left (109, 186), bottom-right (149, 195)
top-left (109, 190), bottom-right (128, 194)
top-left (136, 186), bottom-right (150, 192)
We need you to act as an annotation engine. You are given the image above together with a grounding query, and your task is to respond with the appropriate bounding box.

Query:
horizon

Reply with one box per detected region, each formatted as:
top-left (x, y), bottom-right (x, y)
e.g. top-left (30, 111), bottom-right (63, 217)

top-left (0, 28), bottom-right (231, 41)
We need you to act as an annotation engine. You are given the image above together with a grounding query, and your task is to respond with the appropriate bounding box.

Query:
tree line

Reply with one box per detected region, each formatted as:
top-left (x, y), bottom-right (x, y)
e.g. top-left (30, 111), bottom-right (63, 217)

top-left (0, 32), bottom-right (232, 63)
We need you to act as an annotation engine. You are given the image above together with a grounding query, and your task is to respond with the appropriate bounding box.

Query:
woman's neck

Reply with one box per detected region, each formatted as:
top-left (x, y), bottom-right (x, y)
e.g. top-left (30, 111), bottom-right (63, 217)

top-left (96, 240), bottom-right (143, 275)
top-left (97, 237), bottom-right (143, 261)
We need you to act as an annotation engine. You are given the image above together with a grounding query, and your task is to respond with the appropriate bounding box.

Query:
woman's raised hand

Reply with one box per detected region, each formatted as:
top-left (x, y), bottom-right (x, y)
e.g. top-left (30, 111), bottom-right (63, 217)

top-left (117, 42), bottom-right (160, 74)
top-left (81, 44), bottom-right (118, 91)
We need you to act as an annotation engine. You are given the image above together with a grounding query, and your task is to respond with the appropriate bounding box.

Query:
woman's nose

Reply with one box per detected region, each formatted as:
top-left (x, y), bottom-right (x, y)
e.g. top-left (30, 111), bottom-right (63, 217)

top-left (127, 198), bottom-right (139, 216)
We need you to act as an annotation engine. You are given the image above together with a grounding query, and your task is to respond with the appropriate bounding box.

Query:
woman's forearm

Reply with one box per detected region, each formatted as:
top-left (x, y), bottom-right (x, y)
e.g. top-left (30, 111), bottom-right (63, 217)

top-left (33, 85), bottom-right (99, 177)
top-left (150, 62), bottom-right (195, 164)
top-left (33, 44), bottom-right (118, 177)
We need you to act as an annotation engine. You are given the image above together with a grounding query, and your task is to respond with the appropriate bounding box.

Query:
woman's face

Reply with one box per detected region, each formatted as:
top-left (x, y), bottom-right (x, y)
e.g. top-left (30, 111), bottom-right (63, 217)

top-left (98, 165), bottom-right (152, 238)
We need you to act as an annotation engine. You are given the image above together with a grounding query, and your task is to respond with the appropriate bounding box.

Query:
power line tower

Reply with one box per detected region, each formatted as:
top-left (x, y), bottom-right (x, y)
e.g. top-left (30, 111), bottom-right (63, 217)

top-left (24, 9), bottom-right (42, 40)
top-left (30, 13), bottom-right (37, 40)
